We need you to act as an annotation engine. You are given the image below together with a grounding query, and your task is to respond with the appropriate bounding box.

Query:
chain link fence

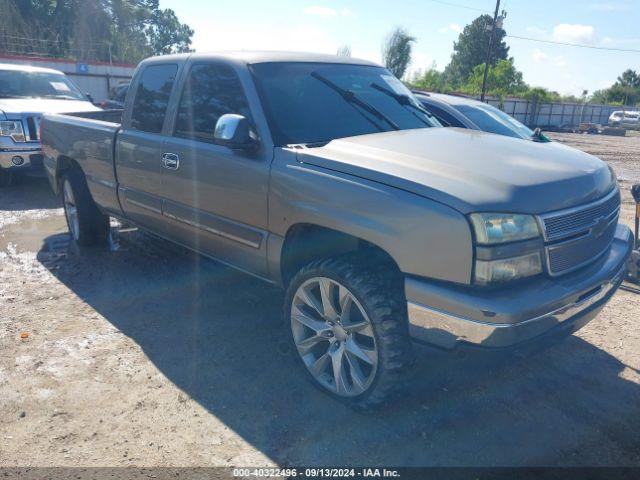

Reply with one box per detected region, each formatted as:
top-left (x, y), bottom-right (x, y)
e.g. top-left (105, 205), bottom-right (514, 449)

top-left (483, 96), bottom-right (637, 129)
top-left (0, 33), bottom-right (106, 62)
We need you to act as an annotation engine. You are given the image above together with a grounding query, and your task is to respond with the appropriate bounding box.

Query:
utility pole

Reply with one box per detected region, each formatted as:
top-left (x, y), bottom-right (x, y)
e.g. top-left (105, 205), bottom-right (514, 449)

top-left (579, 89), bottom-right (588, 125)
top-left (480, 0), bottom-right (501, 102)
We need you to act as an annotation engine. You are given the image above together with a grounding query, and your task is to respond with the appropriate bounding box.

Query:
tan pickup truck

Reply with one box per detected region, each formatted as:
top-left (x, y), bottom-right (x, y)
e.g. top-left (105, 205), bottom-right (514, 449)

top-left (41, 52), bottom-right (633, 408)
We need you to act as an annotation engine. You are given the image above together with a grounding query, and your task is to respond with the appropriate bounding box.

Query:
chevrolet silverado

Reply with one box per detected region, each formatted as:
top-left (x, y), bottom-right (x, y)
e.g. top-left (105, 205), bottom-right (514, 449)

top-left (41, 52), bottom-right (633, 408)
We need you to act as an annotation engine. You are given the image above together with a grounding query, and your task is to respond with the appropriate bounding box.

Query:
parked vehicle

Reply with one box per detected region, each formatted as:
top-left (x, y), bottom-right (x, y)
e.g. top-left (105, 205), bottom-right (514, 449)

top-left (99, 83), bottom-right (129, 110)
top-left (0, 63), bottom-right (99, 186)
top-left (608, 110), bottom-right (640, 129)
top-left (41, 52), bottom-right (633, 408)
top-left (413, 91), bottom-right (550, 141)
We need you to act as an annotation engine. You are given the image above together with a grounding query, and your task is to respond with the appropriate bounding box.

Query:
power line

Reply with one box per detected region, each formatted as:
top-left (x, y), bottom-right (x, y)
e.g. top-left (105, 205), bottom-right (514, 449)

top-left (425, 0), bottom-right (490, 13)
top-left (424, 0), bottom-right (640, 54)
top-left (507, 34), bottom-right (640, 53)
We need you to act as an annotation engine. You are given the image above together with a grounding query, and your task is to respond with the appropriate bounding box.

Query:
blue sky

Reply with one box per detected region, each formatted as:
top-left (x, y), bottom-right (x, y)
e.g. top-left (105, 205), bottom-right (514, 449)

top-left (159, 0), bottom-right (640, 96)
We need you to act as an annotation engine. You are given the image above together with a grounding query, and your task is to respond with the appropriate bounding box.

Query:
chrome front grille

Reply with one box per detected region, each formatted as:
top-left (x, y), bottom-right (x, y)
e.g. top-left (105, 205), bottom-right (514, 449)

top-left (543, 190), bottom-right (620, 241)
top-left (547, 220), bottom-right (617, 273)
top-left (25, 115), bottom-right (41, 142)
top-left (539, 189), bottom-right (620, 276)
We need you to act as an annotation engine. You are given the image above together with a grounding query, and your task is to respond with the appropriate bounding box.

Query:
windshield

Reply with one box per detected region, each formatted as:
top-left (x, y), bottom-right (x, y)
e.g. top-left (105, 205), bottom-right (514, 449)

top-left (0, 69), bottom-right (86, 100)
top-left (455, 103), bottom-right (535, 140)
top-left (251, 62), bottom-right (440, 146)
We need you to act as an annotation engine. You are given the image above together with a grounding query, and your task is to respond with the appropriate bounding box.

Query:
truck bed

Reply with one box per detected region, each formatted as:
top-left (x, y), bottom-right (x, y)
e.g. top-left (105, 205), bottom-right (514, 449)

top-left (66, 109), bottom-right (124, 124)
top-left (41, 110), bottom-right (123, 215)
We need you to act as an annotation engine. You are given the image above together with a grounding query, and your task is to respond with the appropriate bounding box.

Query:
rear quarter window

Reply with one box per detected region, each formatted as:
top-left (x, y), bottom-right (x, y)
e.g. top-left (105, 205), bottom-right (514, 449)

top-left (130, 64), bottom-right (178, 134)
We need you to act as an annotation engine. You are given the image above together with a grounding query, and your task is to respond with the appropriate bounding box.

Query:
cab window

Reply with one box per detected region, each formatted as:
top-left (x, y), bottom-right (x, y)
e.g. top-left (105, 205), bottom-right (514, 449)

top-left (130, 64), bottom-right (178, 134)
top-left (174, 63), bottom-right (252, 143)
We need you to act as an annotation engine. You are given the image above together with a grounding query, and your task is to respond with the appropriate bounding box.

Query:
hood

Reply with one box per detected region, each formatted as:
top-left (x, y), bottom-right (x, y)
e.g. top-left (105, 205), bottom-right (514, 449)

top-left (295, 128), bottom-right (615, 214)
top-left (0, 98), bottom-right (99, 116)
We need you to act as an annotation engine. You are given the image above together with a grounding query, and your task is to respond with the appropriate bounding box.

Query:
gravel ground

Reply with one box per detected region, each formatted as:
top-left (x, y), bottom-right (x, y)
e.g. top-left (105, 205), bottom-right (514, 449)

top-left (1, 133), bottom-right (639, 468)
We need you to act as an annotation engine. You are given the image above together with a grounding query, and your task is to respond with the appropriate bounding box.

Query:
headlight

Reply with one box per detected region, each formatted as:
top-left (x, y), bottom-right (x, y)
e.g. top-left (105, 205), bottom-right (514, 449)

top-left (0, 121), bottom-right (26, 142)
top-left (475, 252), bottom-right (542, 285)
top-left (470, 213), bottom-right (540, 245)
top-left (470, 212), bottom-right (543, 284)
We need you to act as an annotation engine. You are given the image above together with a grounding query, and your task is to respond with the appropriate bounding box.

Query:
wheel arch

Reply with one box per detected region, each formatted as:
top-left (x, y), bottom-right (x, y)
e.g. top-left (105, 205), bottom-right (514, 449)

top-left (279, 223), bottom-right (403, 288)
top-left (54, 155), bottom-right (84, 194)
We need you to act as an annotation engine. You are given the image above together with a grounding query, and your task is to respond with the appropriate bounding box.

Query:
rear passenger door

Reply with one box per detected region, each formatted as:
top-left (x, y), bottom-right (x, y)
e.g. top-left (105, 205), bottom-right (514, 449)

top-left (160, 62), bottom-right (271, 276)
top-left (116, 63), bottom-right (179, 233)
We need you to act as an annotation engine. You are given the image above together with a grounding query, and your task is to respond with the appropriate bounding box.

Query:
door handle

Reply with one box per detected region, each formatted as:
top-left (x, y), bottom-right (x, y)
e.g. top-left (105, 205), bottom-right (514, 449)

top-left (162, 152), bottom-right (180, 170)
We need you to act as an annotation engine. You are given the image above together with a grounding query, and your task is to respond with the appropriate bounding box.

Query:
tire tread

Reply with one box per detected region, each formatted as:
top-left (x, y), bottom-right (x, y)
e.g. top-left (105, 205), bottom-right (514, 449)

top-left (285, 253), bottom-right (414, 410)
top-left (61, 168), bottom-right (109, 247)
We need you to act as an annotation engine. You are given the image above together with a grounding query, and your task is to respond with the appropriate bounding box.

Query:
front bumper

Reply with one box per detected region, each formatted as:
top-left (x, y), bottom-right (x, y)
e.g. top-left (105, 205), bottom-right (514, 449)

top-left (406, 224), bottom-right (633, 349)
top-left (0, 147), bottom-right (43, 171)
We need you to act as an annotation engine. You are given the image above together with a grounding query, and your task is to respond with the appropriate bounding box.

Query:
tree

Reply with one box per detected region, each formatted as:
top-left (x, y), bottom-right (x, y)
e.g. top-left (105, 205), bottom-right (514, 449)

top-left (606, 84), bottom-right (640, 105)
top-left (410, 63), bottom-right (445, 92)
top-left (559, 94), bottom-right (581, 103)
top-left (588, 69), bottom-right (640, 106)
top-left (146, 8), bottom-right (193, 55)
top-left (463, 59), bottom-right (527, 96)
top-left (610, 69), bottom-right (640, 105)
top-left (523, 87), bottom-right (555, 104)
top-left (336, 45), bottom-right (351, 57)
top-left (616, 69), bottom-right (640, 88)
top-left (73, 0), bottom-right (112, 61)
top-left (0, 0), bottom-right (194, 63)
top-left (381, 27), bottom-right (415, 79)
top-left (108, 0), bottom-right (156, 62)
top-left (443, 14), bottom-right (509, 86)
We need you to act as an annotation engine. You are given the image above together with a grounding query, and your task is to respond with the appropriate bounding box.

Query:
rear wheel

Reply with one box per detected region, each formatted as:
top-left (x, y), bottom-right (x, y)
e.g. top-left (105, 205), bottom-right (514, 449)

top-left (285, 255), bottom-right (414, 409)
top-left (61, 169), bottom-right (109, 247)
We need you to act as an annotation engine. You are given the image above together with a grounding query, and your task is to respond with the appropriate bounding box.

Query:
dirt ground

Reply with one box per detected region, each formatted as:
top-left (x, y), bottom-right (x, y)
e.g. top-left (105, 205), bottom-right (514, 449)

top-left (1, 132), bottom-right (639, 468)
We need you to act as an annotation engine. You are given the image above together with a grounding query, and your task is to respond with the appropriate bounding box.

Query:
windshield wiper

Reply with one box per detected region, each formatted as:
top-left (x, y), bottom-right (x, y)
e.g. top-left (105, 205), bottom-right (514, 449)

top-left (311, 71), bottom-right (399, 131)
top-left (370, 82), bottom-right (434, 126)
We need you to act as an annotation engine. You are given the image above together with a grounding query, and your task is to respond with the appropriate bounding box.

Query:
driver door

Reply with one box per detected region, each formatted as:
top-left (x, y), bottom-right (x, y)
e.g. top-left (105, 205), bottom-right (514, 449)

top-left (160, 62), bottom-right (271, 276)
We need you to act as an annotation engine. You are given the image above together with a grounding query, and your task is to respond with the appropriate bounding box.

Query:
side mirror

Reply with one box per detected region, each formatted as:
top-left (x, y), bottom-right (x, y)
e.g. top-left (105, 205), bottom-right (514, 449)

top-left (214, 114), bottom-right (256, 150)
top-left (86, 92), bottom-right (94, 103)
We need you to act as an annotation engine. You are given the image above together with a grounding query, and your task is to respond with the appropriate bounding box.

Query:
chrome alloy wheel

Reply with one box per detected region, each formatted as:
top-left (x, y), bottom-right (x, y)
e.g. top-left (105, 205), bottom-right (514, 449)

top-left (63, 179), bottom-right (80, 241)
top-left (291, 277), bottom-right (378, 397)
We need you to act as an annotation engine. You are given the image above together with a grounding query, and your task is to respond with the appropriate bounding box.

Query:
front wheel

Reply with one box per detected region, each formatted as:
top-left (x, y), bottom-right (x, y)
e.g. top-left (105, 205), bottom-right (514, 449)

top-left (284, 255), bottom-right (414, 409)
top-left (61, 169), bottom-right (110, 247)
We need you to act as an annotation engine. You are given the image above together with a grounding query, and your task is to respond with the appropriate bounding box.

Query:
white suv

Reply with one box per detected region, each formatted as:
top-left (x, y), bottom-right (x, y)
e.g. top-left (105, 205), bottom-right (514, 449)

top-left (608, 110), bottom-right (640, 129)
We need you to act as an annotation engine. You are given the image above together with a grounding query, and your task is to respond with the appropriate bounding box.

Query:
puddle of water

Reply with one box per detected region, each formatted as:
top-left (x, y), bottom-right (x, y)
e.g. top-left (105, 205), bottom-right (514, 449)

top-left (0, 214), bottom-right (133, 254)
top-left (0, 215), bottom-right (68, 253)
